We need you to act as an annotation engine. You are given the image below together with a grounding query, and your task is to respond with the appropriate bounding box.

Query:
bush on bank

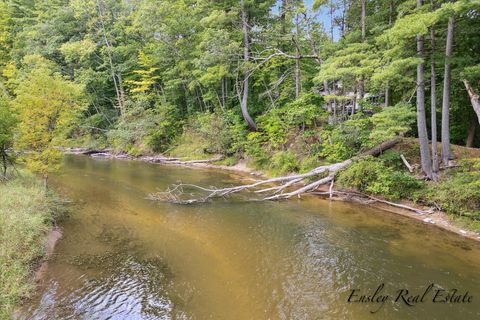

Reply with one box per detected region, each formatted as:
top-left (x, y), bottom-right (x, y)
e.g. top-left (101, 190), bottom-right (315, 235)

top-left (421, 158), bottom-right (480, 222)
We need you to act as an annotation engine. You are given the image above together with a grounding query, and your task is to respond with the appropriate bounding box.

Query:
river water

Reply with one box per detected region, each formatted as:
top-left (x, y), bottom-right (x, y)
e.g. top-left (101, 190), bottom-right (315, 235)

top-left (17, 155), bottom-right (480, 319)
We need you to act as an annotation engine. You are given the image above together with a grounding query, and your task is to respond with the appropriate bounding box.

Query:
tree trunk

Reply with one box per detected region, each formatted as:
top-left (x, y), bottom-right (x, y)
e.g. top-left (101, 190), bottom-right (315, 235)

top-left (329, 1), bottom-right (335, 41)
top-left (96, 0), bottom-right (125, 115)
top-left (240, 0), bottom-right (257, 131)
top-left (1, 150), bottom-right (6, 177)
top-left (332, 98), bottom-right (337, 123)
top-left (384, 84), bottom-right (390, 107)
top-left (416, 0), bottom-right (433, 179)
top-left (340, 0), bottom-right (348, 37)
top-left (464, 79), bottom-right (480, 124)
top-left (361, 0), bottom-right (366, 40)
top-left (358, 0), bottom-right (366, 103)
top-left (294, 13), bottom-right (301, 98)
top-left (466, 116), bottom-right (477, 147)
top-left (430, 20), bottom-right (439, 174)
top-left (43, 173), bottom-right (48, 192)
top-left (441, 16), bottom-right (454, 165)
top-left (221, 76), bottom-right (226, 109)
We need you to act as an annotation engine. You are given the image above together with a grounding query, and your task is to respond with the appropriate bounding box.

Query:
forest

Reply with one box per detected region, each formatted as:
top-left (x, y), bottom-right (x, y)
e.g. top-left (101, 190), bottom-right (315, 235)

top-left (0, 0), bottom-right (480, 317)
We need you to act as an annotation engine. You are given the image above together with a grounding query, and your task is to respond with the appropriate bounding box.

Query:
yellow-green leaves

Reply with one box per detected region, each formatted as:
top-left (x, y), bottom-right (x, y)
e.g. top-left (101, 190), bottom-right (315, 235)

top-left (13, 55), bottom-right (86, 174)
top-left (126, 51), bottom-right (160, 95)
top-left (60, 39), bottom-right (96, 65)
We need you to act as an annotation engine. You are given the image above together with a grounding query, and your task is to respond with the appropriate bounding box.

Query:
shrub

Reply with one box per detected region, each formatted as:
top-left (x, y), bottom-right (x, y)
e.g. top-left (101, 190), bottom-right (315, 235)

top-left (147, 102), bottom-right (181, 153)
top-left (244, 131), bottom-right (270, 169)
top-left (319, 103), bottom-right (416, 162)
top-left (422, 159), bottom-right (480, 220)
top-left (378, 151), bottom-right (404, 170)
top-left (108, 97), bottom-right (180, 154)
top-left (320, 116), bottom-right (372, 162)
top-left (170, 110), bottom-right (247, 159)
top-left (269, 151), bottom-right (299, 176)
top-left (337, 156), bottom-right (423, 200)
top-left (107, 99), bottom-right (157, 153)
top-left (299, 155), bottom-right (322, 173)
top-left (254, 93), bottom-right (326, 150)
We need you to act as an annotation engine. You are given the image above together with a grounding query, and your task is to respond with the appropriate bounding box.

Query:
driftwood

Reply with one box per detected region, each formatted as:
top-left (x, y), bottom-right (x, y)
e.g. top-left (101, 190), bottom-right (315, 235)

top-left (140, 155), bottom-right (223, 165)
top-left (400, 154), bottom-right (413, 172)
top-left (149, 138), bottom-right (402, 204)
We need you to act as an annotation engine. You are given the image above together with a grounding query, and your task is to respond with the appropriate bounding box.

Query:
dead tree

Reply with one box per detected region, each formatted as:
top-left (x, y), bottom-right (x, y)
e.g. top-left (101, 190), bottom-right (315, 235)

top-left (464, 79), bottom-right (480, 125)
top-left (149, 138), bottom-right (401, 204)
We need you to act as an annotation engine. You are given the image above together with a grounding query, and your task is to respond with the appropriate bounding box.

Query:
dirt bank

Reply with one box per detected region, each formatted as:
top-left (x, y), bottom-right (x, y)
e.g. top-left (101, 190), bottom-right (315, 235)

top-left (34, 227), bottom-right (63, 282)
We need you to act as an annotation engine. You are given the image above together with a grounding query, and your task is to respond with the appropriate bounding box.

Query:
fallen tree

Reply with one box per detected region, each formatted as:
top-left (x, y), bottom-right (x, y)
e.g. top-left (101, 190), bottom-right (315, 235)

top-left (140, 155), bottom-right (223, 165)
top-left (148, 137), bottom-right (402, 204)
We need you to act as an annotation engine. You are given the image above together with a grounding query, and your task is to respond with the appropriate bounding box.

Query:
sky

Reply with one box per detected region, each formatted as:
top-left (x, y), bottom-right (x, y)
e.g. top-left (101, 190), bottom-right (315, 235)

top-left (272, 0), bottom-right (341, 41)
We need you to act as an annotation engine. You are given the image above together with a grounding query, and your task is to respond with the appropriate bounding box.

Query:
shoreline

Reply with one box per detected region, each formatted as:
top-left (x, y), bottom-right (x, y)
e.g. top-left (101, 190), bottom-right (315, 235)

top-left (65, 148), bottom-right (480, 243)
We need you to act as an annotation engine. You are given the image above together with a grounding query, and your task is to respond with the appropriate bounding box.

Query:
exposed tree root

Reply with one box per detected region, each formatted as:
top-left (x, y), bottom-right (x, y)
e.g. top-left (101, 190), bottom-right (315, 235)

top-left (148, 138), bottom-right (402, 204)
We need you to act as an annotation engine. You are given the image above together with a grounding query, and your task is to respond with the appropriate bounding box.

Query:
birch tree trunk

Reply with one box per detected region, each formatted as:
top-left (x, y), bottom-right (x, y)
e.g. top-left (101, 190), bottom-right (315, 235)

top-left (441, 16), bottom-right (454, 165)
top-left (416, 0), bottom-right (433, 179)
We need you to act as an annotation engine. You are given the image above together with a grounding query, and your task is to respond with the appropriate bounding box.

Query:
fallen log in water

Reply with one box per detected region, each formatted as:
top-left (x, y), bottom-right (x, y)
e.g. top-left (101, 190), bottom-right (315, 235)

top-left (148, 138), bottom-right (403, 204)
top-left (140, 155), bottom-right (223, 165)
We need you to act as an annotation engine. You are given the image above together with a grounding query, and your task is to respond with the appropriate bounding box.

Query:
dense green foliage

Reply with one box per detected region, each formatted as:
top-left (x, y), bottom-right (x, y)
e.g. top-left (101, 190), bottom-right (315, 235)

top-left (1, 0), bottom-right (477, 161)
top-left (0, 174), bottom-right (63, 319)
top-left (337, 154), bottom-right (423, 200)
top-left (422, 159), bottom-right (480, 220)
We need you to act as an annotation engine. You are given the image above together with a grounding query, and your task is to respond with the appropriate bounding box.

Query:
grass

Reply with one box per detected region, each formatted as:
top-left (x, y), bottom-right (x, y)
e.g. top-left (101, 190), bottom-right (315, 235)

top-left (0, 173), bottom-right (62, 319)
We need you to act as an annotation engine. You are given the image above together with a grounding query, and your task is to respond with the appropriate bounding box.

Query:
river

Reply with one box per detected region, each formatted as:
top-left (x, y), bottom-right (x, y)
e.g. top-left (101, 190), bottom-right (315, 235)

top-left (16, 155), bottom-right (480, 319)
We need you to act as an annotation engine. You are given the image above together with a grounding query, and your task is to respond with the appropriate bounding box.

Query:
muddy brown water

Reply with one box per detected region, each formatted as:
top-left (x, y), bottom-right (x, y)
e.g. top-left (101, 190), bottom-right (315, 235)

top-left (16, 155), bottom-right (480, 319)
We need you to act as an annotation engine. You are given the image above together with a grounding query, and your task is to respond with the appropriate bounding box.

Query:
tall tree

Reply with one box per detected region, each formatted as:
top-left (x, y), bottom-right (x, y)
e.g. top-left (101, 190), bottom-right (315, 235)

top-left (430, 0), bottom-right (438, 174)
top-left (240, 0), bottom-right (257, 130)
top-left (416, 0), bottom-right (433, 178)
top-left (359, 0), bottom-right (366, 102)
top-left (441, 16), bottom-right (454, 165)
